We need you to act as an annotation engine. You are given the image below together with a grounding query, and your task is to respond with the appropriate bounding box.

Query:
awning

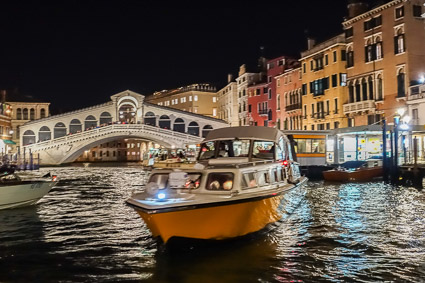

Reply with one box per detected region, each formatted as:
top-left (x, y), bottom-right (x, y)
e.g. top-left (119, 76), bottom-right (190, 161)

top-left (3, 139), bottom-right (16, 145)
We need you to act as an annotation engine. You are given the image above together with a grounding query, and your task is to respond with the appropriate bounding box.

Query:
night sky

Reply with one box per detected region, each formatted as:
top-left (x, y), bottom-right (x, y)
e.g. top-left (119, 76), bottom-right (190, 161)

top-left (0, 0), bottom-right (378, 113)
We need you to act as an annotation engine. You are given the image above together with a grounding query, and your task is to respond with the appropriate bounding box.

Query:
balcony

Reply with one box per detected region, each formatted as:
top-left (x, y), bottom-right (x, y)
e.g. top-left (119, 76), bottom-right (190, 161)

top-left (343, 100), bottom-right (375, 115)
top-left (258, 109), bottom-right (268, 116)
top-left (408, 84), bottom-right (425, 102)
top-left (311, 112), bottom-right (326, 120)
top-left (285, 103), bottom-right (302, 112)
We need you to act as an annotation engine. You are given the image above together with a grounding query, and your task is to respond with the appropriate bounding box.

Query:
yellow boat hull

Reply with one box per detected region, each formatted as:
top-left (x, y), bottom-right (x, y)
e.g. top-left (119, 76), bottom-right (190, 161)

top-left (135, 194), bottom-right (286, 243)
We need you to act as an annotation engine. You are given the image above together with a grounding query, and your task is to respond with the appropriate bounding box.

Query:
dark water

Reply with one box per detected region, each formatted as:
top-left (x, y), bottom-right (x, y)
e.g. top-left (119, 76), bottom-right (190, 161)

top-left (1, 166), bottom-right (425, 282)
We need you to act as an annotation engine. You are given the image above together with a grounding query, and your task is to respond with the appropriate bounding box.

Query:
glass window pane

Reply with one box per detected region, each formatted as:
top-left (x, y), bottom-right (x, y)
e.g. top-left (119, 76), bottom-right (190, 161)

top-left (253, 141), bottom-right (275, 159)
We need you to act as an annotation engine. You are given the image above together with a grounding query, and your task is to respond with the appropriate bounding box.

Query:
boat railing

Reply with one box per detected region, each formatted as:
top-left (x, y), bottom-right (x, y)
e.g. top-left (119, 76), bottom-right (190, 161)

top-left (206, 159), bottom-right (276, 169)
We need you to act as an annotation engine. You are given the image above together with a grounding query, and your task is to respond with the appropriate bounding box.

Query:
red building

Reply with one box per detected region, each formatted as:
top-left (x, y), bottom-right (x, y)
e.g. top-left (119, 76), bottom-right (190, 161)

top-left (248, 56), bottom-right (297, 127)
top-left (276, 65), bottom-right (303, 130)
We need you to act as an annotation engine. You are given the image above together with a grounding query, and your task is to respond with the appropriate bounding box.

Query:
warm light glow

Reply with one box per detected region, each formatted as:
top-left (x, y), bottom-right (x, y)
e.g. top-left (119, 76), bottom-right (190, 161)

top-left (402, 115), bottom-right (411, 124)
top-left (420, 75), bottom-right (425, 84)
top-left (9, 130), bottom-right (13, 135)
top-left (397, 108), bottom-right (406, 117)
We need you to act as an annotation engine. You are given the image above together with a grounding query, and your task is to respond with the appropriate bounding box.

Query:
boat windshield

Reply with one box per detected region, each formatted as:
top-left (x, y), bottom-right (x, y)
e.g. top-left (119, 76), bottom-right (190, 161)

top-left (198, 140), bottom-right (251, 160)
top-left (252, 141), bottom-right (275, 159)
top-left (216, 140), bottom-right (250, 158)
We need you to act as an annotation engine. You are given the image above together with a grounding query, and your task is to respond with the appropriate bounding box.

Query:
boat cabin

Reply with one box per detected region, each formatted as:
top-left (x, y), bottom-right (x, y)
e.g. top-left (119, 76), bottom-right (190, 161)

top-left (198, 126), bottom-right (294, 165)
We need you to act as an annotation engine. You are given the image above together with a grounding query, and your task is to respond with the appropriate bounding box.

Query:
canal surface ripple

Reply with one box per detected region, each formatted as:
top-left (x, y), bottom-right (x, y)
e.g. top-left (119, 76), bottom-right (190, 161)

top-left (1, 166), bottom-right (425, 282)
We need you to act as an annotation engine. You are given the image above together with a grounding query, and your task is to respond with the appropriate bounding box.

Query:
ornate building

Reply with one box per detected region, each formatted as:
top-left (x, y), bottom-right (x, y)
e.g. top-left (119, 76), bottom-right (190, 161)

top-left (146, 84), bottom-right (218, 118)
top-left (342, 0), bottom-right (425, 126)
top-left (300, 34), bottom-right (349, 130)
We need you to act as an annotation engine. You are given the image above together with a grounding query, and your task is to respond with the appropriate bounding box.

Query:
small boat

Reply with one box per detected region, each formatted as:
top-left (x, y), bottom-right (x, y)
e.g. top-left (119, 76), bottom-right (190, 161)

top-left (126, 126), bottom-right (308, 244)
top-left (323, 160), bottom-right (383, 182)
top-left (0, 173), bottom-right (58, 210)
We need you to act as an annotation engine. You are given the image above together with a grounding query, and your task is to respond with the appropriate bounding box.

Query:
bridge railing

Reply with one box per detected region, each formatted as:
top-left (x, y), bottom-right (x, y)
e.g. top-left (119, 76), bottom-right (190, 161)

top-left (26, 124), bottom-right (202, 149)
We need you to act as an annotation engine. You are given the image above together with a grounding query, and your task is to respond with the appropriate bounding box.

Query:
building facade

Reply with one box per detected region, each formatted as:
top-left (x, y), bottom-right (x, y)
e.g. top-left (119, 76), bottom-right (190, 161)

top-left (342, 0), bottom-right (425, 126)
top-left (300, 34), bottom-right (349, 131)
top-left (276, 66), bottom-right (303, 130)
top-left (236, 64), bottom-right (262, 126)
top-left (3, 90), bottom-right (50, 150)
top-left (247, 81), bottom-right (269, 126)
top-left (146, 84), bottom-right (218, 118)
top-left (217, 75), bottom-right (239, 126)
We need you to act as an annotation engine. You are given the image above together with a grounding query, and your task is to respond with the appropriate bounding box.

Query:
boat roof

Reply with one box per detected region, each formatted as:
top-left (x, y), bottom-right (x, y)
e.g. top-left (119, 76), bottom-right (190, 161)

top-left (203, 126), bottom-right (284, 142)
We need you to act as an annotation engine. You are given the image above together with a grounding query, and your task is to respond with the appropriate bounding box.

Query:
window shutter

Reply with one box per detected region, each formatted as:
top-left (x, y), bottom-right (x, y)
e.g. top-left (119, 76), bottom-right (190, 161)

top-left (403, 34), bottom-right (406, 52)
top-left (365, 46), bottom-right (369, 62)
top-left (372, 44), bottom-right (377, 60)
top-left (394, 36), bottom-right (398, 54)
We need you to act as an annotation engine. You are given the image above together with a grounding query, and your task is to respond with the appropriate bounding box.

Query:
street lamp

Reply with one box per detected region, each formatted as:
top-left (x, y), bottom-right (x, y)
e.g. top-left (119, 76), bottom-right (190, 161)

top-left (393, 108), bottom-right (411, 182)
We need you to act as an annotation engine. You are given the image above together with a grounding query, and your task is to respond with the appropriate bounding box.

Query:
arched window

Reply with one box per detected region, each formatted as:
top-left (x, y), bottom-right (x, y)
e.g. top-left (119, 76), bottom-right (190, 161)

top-left (85, 115), bottom-right (97, 130)
top-left (377, 75), bottom-right (383, 101)
top-left (348, 82), bottom-right (354, 103)
top-left (54, 122), bottom-right (67, 138)
top-left (16, 108), bottom-right (22, 120)
top-left (38, 126), bottom-right (51, 142)
top-left (30, 108), bottom-right (35, 120)
top-left (277, 95), bottom-right (280, 110)
top-left (355, 80), bottom-right (361, 102)
top-left (40, 108), bottom-right (46, 119)
top-left (362, 78), bottom-right (368, 101)
top-left (368, 76), bottom-right (374, 100)
top-left (69, 119), bottom-right (82, 134)
top-left (187, 121), bottom-right (199, 136)
top-left (397, 69), bottom-right (405, 97)
top-left (99, 112), bottom-right (112, 125)
top-left (158, 115), bottom-right (171, 129)
top-left (144, 111), bottom-right (156, 126)
top-left (202, 125), bottom-right (213, 138)
top-left (173, 118), bottom-right (185, 133)
top-left (375, 37), bottom-right (383, 60)
top-left (395, 29), bottom-right (405, 54)
top-left (23, 108), bottom-right (29, 120)
top-left (23, 130), bottom-right (36, 145)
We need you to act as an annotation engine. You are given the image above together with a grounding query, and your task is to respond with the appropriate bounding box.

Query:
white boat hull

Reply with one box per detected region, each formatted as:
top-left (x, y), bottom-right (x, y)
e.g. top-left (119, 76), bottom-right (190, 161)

top-left (0, 181), bottom-right (57, 210)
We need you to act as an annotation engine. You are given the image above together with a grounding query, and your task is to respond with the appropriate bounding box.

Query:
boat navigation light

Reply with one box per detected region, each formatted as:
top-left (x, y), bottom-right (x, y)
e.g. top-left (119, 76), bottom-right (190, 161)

top-left (282, 160), bottom-right (288, 167)
top-left (157, 192), bottom-right (166, 200)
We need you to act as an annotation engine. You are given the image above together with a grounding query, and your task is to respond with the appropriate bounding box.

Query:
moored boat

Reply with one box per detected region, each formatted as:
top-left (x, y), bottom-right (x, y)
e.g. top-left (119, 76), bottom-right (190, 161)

top-left (323, 160), bottom-right (383, 182)
top-left (0, 173), bottom-right (58, 210)
top-left (126, 126), bottom-right (308, 244)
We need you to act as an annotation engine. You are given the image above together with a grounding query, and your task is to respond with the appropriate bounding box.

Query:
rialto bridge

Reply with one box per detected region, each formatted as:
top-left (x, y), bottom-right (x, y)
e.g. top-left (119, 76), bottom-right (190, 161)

top-left (20, 90), bottom-right (228, 165)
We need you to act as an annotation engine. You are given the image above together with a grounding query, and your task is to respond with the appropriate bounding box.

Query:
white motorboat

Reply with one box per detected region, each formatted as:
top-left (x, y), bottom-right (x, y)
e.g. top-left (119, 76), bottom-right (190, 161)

top-left (0, 173), bottom-right (58, 210)
top-left (127, 126), bottom-right (308, 244)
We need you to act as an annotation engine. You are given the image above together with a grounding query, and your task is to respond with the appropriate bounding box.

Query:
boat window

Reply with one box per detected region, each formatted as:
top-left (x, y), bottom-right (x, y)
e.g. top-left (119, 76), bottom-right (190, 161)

top-left (257, 171), bottom-right (270, 186)
top-left (252, 141), bottom-right (275, 159)
top-left (280, 167), bottom-right (286, 180)
top-left (199, 141), bottom-right (216, 160)
top-left (148, 174), bottom-right (169, 189)
top-left (148, 173), bottom-right (202, 189)
top-left (242, 172), bottom-right (257, 189)
top-left (294, 138), bottom-right (325, 154)
top-left (217, 140), bottom-right (250, 158)
top-left (276, 167), bottom-right (282, 182)
top-left (276, 137), bottom-right (285, 160)
top-left (206, 173), bottom-right (234, 191)
top-left (271, 168), bottom-right (279, 183)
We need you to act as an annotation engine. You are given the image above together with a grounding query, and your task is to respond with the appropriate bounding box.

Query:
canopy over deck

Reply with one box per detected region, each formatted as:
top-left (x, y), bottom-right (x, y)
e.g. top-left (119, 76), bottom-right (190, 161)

top-left (203, 126), bottom-right (284, 143)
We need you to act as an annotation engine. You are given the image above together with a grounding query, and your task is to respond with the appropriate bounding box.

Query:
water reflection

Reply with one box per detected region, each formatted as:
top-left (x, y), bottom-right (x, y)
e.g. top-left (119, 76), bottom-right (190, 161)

top-left (1, 167), bottom-right (425, 282)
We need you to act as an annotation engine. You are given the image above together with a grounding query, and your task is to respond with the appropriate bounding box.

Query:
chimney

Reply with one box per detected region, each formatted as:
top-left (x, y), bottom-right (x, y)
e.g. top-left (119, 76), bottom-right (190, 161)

top-left (307, 38), bottom-right (316, 50)
top-left (347, 1), bottom-right (369, 19)
top-left (227, 73), bottom-right (233, 83)
top-left (238, 64), bottom-right (246, 76)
